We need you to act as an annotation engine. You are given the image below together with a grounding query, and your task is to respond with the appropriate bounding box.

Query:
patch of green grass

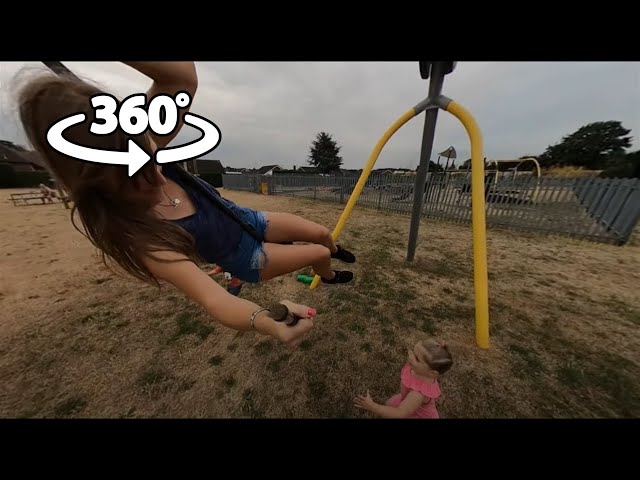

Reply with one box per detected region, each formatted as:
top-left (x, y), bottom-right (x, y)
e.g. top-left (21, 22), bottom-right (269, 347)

top-left (395, 289), bottom-right (417, 303)
top-left (331, 288), bottom-right (356, 304)
top-left (627, 311), bottom-right (640, 326)
top-left (555, 352), bottom-right (640, 416)
top-left (336, 303), bottom-right (355, 315)
top-left (427, 301), bottom-right (474, 323)
top-left (168, 312), bottom-right (214, 343)
top-left (557, 364), bottom-right (581, 387)
top-left (604, 295), bottom-right (640, 326)
top-left (362, 303), bottom-right (377, 318)
top-left (177, 380), bottom-right (196, 392)
top-left (267, 354), bottom-right (291, 373)
top-left (454, 293), bottom-right (468, 302)
top-left (379, 286), bottom-right (400, 303)
top-left (365, 313), bottom-right (385, 325)
top-left (421, 317), bottom-right (437, 335)
top-left (335, 331), bottom-right (348, 342)
top-left (349, 322), bottom-right (366, 335)
top-left (241, 389), bottom-right (264, 418)
top-left (308, 379), bottom-right (327, 401)
top-left (138, 367), bottom-right (171, 386)
top-left (254, 340), bottom-right (273, 355)
top-left (54, 396), bottom-right (87, 417)
top-left (79, 311), bottom-right (117, 330)
top-left (508, 343), bottom-right (546, 379)
top-left (209, 355), bottom-right (223, 366)
top-left (138, 291), bottom-right (155, 301)
top-left (17, 409), bottom-right (39, 419)
top-left (408, 257), bottom-right (465, 279)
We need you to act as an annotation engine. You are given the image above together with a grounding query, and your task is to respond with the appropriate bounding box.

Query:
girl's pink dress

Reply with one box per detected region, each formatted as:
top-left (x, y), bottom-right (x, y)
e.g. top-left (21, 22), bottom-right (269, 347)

top-left (385, 363), bottom-right (442, 418)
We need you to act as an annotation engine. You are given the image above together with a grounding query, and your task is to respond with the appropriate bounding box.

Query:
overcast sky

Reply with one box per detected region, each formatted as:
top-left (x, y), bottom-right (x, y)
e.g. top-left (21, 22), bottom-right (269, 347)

top-left (1, 61), bottom-right (638, 170)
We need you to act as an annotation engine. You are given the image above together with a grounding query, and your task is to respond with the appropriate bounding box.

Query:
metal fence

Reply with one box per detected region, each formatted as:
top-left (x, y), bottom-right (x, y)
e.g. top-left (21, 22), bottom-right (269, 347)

top-left (221, 172), bottom-right (640, 245)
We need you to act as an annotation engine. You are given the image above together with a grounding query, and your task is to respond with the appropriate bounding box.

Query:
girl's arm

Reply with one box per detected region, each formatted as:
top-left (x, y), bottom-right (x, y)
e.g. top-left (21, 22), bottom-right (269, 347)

top-left (354, 390), bottom-right (425, 419)
top-left (121, 62), bottom-right (198, 149)
top-left (144, 249), bottom-right (314, 348)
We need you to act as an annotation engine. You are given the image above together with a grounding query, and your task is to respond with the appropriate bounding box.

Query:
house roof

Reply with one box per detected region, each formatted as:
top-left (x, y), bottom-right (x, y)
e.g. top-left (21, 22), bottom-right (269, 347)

top-left (0, 143), bottom-right (47, 170)
top-left (258, 165), bottom-right (281, 174)
top-left (194, 159), bottom-right (225, 174)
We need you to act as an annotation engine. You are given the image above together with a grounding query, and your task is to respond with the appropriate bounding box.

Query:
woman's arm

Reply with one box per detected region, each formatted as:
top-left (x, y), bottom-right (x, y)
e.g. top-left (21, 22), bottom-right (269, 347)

top-left (121, 62), bottom-right (198, 149)
top-left (144, 250), bottom-right (314, 348)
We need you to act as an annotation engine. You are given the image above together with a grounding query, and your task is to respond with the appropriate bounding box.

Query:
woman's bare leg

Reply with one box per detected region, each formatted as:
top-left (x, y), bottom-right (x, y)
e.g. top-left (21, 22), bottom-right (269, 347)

top-left (259, 243), bottom-right (353, 283)
top-left (262, 212), bottom-right (355, 263)
top-left (263, 212), bottom-right (336, 250)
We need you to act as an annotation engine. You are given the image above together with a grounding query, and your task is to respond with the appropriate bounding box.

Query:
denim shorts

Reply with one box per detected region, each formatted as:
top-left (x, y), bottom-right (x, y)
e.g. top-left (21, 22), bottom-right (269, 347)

top-left (217, 208), bottom-right (269, 283)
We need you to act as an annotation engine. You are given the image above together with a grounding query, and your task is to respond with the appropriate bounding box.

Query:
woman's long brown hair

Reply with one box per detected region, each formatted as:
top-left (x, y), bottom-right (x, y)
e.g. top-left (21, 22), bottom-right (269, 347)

top-left (16, 69), bottom-right (202, 286)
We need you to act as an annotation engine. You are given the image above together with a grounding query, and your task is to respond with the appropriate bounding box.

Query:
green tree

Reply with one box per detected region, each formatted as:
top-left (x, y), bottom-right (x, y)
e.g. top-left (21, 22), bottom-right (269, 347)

top-left (458, 158), bottom-right (489, 170)
top-left (308, 132), bottom-right (343, 174)
top-left (538, 121), bottom-right (632, 169)
top-left (599, 150), bottom-right (640, 179)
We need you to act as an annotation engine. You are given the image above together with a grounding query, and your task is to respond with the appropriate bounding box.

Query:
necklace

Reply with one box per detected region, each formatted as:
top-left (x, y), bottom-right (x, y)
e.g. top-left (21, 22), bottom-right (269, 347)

top-left (159, 187), bottom-right (181, 208)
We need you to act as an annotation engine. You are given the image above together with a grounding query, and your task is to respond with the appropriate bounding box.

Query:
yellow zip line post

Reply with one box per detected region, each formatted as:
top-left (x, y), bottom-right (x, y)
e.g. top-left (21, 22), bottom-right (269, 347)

top-left (436, 96), bottom-right (490, 349)
top-left (308, 99), bottom-right (437, 290)
top-left (309, 62), bottom-right (490, 349)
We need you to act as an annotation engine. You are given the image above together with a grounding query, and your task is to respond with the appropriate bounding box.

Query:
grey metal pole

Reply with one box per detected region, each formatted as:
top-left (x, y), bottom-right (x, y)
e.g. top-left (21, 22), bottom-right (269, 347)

top-left (406, 62), bottom-right (447, 262)
top-left (41, 61), bottom-right (80, 81)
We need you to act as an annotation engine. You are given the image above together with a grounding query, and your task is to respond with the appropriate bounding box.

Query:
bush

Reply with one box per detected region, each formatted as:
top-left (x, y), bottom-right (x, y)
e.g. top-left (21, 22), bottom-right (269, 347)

top-left (0, 166), bottom-right (52, 188)
top-left (599, 151), bottom-right (640, 179)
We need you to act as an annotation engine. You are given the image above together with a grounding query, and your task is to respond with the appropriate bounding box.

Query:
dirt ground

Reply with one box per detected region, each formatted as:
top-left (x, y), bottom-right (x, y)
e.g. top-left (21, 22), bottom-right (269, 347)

top-left (1, 187), bottom-right (639, 418)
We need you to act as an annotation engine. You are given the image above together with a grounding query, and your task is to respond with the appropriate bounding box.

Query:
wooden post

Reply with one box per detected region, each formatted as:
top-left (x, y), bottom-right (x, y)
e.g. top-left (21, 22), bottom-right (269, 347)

top-left (54, 181), bottom-right (70, 209)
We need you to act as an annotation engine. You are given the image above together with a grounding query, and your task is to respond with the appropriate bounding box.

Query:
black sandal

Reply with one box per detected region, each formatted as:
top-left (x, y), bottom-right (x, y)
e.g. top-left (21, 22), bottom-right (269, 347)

top-left (321, 270), bottom-right (354, 284)
top-left (331, 245), bottom-right (356, 263)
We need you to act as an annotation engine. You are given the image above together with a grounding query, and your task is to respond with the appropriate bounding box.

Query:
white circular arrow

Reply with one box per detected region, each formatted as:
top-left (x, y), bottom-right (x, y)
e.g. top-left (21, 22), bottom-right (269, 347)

top-left (46, 113), bottom-right (152, 177)
top-left (155, 113), bottom-right (221, 164)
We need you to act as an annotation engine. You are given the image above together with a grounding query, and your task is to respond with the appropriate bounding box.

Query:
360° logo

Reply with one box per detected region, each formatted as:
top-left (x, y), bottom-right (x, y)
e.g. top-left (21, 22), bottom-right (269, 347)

top-left (45, 92), bottom-right (221, 177)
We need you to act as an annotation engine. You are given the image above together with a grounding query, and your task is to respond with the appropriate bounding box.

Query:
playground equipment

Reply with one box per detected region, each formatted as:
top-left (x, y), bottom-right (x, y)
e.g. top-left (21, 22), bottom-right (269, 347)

top-left (40, 60), bottom-right (490, 348)
top-left (462, 157), bottom-right (541, 205)
top-left (436, 146), bottom-right (457, 171)
top-left (308, 61), bottom-right (490, 349)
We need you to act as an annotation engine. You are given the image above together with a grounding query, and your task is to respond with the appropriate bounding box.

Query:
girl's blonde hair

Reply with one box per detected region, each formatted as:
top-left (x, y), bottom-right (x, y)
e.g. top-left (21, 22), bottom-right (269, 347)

top-left (419, 340), bottom-right (453, 375)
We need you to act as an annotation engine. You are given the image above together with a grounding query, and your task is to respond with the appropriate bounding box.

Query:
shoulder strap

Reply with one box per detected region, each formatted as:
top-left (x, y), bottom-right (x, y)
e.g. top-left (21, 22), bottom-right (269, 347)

top-left (171, 165), bottom-right (263, 241)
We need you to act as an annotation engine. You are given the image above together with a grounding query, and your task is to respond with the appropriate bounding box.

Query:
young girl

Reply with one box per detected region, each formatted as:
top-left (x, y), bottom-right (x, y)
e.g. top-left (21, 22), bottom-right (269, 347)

top-left (14, 61), bottom-right (356, 348)
top-left (354, 339), bottom-right (453, 418)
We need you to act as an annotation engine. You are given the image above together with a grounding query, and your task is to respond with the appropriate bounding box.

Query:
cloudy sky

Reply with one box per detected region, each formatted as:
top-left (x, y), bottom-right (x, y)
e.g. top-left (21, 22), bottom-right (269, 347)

top-left (1, 61), bottom-right (638, 170)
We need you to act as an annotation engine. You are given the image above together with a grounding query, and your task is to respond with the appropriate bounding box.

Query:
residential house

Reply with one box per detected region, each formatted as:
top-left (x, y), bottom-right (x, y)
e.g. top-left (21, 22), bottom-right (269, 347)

top-left (184, 158), bottom-right (226, 187)
top-left (258, 165), bottom-right (282, 176)
top-left (0, 143), bottom-right (47, 173)
top-left (296, 166), bottom-right (319, 174)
